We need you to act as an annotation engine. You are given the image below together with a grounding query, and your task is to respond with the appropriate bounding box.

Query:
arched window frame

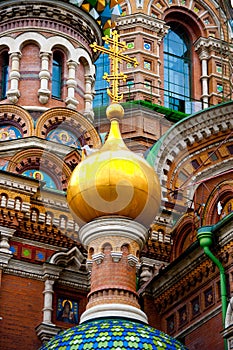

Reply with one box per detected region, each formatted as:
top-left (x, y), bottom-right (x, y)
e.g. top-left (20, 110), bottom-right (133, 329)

top-left (52, 51), bottom-right (63, 99)
top-left (163, 25), bottom-right (192, 113)
top-left (1, 51), bottom-right (9, 100)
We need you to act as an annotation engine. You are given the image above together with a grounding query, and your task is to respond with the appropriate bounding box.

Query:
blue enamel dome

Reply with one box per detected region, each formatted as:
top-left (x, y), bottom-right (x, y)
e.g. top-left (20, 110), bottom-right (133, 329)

top-left (40, 318), bottom-right (187, 349)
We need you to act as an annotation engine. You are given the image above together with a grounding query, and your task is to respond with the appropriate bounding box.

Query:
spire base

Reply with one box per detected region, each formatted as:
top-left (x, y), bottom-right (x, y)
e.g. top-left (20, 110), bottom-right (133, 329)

top-left (80, 303), bottom-right (148, 324)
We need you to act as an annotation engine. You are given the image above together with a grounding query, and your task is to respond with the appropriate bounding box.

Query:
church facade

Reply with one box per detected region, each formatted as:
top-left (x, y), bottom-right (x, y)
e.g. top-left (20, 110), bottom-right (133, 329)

top-left (0, 1), bottom-right (232, 349)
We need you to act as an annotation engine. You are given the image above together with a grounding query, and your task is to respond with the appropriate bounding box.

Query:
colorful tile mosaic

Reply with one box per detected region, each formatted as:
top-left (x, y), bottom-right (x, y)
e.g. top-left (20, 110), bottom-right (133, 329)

top-left (68, 0), bottom-right (123, 35)
top-left (57, 297), bottom-right (79, 324)
top-left (144, 42), bottom-right (151, 51)
top-left (40, 318), bottom-right (187, 349)
top-left (10, 245), bottom-right (18, 256)
top-left (21, 247), bottom-right (32, 259)
top-left (144, 61), bottom-right (151, 70)
top-left (35, 250), bottom-right (46, 262)
top-left (127, 42), bottom-right (134, 49)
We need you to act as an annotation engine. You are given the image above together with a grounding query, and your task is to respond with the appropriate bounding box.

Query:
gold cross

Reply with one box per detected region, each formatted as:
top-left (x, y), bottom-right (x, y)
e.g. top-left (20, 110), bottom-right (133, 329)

top-left (90, 30), bottom-right (138, 103)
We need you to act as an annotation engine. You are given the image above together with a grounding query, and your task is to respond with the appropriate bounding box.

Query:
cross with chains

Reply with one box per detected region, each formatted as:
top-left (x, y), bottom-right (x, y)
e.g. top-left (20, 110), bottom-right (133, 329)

top-left (90, 30), bottom-right (138, 103)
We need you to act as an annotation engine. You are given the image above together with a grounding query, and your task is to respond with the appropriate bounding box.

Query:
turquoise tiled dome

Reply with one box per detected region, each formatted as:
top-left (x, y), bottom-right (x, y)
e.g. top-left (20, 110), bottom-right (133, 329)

top-left (40, 318), bottom-right (187, 349)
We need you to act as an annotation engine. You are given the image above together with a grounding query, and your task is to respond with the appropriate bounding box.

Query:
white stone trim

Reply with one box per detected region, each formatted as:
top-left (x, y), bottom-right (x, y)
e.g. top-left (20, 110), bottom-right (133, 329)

top-left (42, 279), bottom-right (55, 325)
top-left (49, 246), bottom-right (85, 270)
top-left (79, 217), bottom-right (148, 249)
top-left (80, 303), bottom-right (148, 324)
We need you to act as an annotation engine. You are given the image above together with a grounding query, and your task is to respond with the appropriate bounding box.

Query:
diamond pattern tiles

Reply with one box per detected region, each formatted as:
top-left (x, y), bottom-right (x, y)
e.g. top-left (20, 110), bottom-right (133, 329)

top-left (69, 0), bottom-right (122, 35)
top-left (40, 318), bottom-right (187, 349)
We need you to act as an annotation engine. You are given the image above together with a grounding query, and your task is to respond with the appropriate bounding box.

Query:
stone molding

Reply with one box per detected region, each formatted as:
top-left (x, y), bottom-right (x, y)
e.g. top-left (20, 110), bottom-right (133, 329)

top-left (194, 37), bottom-right (233, 55)
top-left (79, 217), bottom-right (148, 249)
top-left (35, 322), bottom-right (61, 344)
top-left (3, 256), bottom-right (89, 290)
top-left (80, 303), bottom-right (148, 324)
top-left (49, 246), bottom-right (85, 270)
top-left (111, 251), bottom-right (123, 263)
top-left (116, 13), bottom-right (169, 36)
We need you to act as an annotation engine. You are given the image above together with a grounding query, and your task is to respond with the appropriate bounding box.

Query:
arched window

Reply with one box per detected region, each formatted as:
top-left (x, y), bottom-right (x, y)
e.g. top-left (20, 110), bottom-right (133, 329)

top-left (164, 27), bottom-right (191, 113)
top-left (52, 51), bottom-right (63, 99)
top-left (1, 51), bottom-right (9, 99)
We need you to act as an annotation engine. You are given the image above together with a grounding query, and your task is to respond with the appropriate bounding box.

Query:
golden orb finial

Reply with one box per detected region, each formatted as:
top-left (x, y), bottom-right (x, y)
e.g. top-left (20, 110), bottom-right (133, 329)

top-left (106, 103), bottom-right (124, 122)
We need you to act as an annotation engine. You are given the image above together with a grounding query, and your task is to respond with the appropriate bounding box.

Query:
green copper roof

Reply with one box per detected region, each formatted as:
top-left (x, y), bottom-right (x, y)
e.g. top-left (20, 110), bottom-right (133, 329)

top-left (40, 318), bottom-right (187, 349)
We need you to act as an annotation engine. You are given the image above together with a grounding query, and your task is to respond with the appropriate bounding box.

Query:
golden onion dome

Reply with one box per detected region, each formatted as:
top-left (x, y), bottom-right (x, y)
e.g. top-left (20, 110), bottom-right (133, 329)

top-left (67, 104), bottom-right (161, 227)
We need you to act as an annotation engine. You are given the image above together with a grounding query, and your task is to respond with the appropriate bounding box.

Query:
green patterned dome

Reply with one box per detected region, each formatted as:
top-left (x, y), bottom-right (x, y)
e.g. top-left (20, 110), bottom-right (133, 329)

top-left (40, 318), bottom-right (187, 349)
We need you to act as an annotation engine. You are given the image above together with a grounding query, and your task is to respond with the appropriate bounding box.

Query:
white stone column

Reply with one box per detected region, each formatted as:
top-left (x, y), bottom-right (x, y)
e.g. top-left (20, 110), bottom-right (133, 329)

top-left (83, 74), bottom-right (94, 122)
top-left (7, 52), bottom-right (21, 104)
top-left (199, 49), bottom-right (209, 109)
top-left (65, 60), bottom-right (78, 110)
top-left (42, 279), bottom-right (55, 325)
top-left (0, 226), bottom-right (15, 267)
top-left (38, 52), bottom-right (51, 104)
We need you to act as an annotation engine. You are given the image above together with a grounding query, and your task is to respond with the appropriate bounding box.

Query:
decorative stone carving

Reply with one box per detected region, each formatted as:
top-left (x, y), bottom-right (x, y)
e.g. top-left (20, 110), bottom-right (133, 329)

top-left (111, 251), bottom-right (123, 263)
top-left (38, 52), bottom-right (51, 104)
top-left (92, 252), bottom-right (105, 265)
top-left (42, 279), bottom-right (55, 325)
top-left (0, 226), bottom-right (15, 267)
top-left (127, 254), bottom-right (138, 267)
top-left (83, 74), bottom-right (94, 122)
top-left (7, 52), bottom-right (21, 104)
top-left (35, 323), bottom-right (61, 344)
top-left (65, 60), bottom-right (78, 110)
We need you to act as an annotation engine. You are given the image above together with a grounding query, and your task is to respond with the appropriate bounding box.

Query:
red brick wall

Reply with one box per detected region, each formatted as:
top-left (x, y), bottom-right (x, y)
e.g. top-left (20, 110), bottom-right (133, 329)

top-left (0, 274), bottom-right (44, 350)
top-left (142, 293), bottom-right (161, 328)
top-left (76, 60), bottom-right (85, 112)
top-left (18, 43), bottom-right (41, 106)
top-left (91, 252), bottom-right (136, 292)
top-left (185, 311), bottom-right (224, 350)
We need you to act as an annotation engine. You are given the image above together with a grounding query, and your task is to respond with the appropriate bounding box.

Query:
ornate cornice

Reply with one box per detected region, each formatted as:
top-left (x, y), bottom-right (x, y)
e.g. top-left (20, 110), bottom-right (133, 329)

top-left (117, 13), bottom-right (169, 37)
top-left (194, 37), bottom-right (233, 55)
top-left (3, 256), bottom-right (90, 290)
